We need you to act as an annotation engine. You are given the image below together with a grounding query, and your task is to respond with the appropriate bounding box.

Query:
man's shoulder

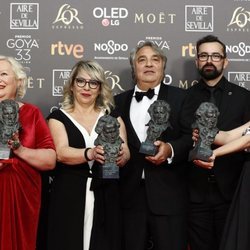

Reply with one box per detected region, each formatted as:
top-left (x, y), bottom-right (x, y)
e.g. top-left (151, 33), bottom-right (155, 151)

top-left (114, 89), bottom-right (134, 101)
top-left (226, 80), bottom-right (249, 94)
top-left (161, 84), bottom-right (187, 97)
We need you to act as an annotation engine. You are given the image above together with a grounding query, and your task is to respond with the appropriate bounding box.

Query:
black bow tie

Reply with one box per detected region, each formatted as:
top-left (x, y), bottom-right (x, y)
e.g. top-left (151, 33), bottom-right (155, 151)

top-left (135, 88), bottom-right (155, 102)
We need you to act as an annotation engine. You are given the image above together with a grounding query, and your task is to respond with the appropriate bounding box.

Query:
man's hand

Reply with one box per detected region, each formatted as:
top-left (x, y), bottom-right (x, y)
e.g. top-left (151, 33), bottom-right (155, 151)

top-left (145, 141), bottom-right (172, 165)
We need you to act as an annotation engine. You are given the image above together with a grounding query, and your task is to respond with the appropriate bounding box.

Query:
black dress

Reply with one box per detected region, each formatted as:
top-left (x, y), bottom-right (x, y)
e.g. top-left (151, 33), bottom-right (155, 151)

top-left (219, 155), bottom-right (250, 250)
top-left (47, 109), bottom-right (121, 250)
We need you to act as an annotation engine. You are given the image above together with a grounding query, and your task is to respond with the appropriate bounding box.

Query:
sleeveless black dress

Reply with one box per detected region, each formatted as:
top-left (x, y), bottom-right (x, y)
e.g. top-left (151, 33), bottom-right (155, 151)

top-left (219, 155), bottom-right (250, 250)
top-left (47, 109), bottom-right (122, 250)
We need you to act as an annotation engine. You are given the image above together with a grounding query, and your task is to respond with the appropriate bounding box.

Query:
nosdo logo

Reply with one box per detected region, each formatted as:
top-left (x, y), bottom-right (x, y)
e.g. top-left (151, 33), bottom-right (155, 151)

top-left (227, 7), bottom-right (250, 32)
top-left (6, 35), bottom-right (39, 63)
top-left (94, 40), bottom-right (128, 55)
top-left (52, 69), bottom-right (71, 96)
top-left (10, 3), bottom-right (39, 29)
top-left (226, 42), bottom-right (250, 61)
top-left (51, 41), bottom-right (84, 58)
top-left (52, 4), bottom-right (84, 30)
top-left (93, 7), bottom-right (128, 26)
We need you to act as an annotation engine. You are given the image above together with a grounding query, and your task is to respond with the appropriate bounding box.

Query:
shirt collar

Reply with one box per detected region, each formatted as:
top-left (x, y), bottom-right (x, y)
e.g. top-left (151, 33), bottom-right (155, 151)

top-left (200, 76), bottom-right (226, 91)
top-left (133, 83), bottom-right (160, 96)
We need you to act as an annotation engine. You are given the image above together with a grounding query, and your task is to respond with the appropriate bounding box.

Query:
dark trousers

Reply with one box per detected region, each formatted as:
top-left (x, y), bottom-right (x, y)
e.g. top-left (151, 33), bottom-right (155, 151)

top-left (188, 180), bottom-right (231, 250)
top-left (122, 181), bottom-right (187, 250)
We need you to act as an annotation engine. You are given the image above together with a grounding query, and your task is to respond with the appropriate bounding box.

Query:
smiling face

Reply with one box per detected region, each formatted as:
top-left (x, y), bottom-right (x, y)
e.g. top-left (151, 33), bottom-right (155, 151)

top-left (134, 46), bottom-right (165, 90)
top-left (0, 60), bottom-right (20, 100)
top-left (71, 69), bottom-right (101, 107)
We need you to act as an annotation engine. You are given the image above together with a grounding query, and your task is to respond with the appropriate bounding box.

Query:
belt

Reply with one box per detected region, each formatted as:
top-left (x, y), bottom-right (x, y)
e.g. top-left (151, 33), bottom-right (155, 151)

top-left (207, 174), bottom-right (216, 183)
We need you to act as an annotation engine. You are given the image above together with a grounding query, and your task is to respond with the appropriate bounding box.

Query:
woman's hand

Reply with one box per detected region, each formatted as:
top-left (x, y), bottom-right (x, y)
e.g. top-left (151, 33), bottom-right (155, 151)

top-left (90, 145), bottom-right (105, 164)
top-left (193, 153), bottom-right (216, 170)
top-left (7, 130), bottom-right (21, 151)
top-left (192, 128), bottom-right (199, 146)
top-left (0, 163), bottom-right (7, 170)
top-left (116, 144), bottom-right (129, 167)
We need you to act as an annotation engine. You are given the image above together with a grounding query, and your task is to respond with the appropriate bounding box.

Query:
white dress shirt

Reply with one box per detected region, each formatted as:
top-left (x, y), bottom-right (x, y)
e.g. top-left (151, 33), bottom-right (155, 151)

top-left (130, 84), bottom-right (174, 178)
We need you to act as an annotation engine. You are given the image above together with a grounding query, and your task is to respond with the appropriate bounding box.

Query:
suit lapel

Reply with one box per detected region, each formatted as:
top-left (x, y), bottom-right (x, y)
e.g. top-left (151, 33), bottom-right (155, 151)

top-left (217, 83), bottom-right (233, 127)
top-left (122, 90), bottom-right (142, 148)
top-left (158, 83), bottom-right (169, 100)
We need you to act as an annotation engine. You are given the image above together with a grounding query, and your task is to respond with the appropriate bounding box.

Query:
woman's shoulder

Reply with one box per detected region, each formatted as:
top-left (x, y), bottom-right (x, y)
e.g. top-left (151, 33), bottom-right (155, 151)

top-left (20, 103), bottom-right (43, 116)
top-left (47, 108), bottom-right (64, 120)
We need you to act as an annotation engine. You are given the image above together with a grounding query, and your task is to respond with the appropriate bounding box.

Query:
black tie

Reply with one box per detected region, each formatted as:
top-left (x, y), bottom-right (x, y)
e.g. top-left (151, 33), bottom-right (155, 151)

top-left (135, 88), bottom-right (155, 102)
top-left (208, 87), bottom-right (216, 105)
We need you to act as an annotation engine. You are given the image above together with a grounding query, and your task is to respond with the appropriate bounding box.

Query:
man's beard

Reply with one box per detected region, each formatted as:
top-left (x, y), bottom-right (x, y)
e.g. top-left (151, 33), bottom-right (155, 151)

top-left (199, 63), bottom-right (223, 80)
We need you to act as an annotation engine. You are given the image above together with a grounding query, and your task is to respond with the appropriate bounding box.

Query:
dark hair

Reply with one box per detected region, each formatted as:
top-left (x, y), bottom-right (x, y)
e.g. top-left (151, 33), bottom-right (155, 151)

top-left (196, 35), bottom-right (227, 58)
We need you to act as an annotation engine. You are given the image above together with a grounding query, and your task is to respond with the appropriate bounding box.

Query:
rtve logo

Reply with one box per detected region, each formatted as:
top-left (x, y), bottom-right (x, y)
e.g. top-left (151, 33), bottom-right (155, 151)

top-left (181, 43), bottom-right (196, 57)
top-left (51, 41), bottom-right (84, 58)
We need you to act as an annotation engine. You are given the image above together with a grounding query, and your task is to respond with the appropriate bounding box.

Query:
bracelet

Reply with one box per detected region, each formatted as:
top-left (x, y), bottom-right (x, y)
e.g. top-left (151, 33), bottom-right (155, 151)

top-left (84, 147), bottom-right (91, 161)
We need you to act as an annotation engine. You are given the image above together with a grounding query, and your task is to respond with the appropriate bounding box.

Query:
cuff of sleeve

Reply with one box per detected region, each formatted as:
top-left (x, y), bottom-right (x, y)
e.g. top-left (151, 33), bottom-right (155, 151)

top-left (166, 143), bottom-right (174, 164)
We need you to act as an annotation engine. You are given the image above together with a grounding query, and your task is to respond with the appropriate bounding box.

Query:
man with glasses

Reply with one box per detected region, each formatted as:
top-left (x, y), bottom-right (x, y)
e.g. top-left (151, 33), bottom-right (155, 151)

top-left (181, 35), bottom-right (250, 250)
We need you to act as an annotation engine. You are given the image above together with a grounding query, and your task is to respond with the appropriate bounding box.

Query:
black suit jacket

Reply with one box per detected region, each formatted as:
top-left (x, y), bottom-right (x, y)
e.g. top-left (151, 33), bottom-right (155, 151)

top-left (115, 83), bottom-right (191, 215)
top-left (181, 77), bottom-right (250, 202)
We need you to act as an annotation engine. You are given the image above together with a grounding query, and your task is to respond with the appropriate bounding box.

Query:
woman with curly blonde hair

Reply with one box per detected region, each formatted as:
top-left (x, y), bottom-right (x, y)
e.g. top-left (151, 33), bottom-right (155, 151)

top-left (47, 60), bottom-right (130, 250)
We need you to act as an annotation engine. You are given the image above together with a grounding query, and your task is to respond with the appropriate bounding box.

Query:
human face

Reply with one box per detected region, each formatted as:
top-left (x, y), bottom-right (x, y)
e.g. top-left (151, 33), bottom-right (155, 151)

top-left (196, 42), bottom-right (228, 86)
top-left (2, 106), bottom-right (17, 126)
top-left (205, 107), bottom-right (218, 129)
top-left (103, 123), bottom-right (119, 143)
top-left (152, 106), bottom-right (169, 125)
top-left (71, 70), bottom-right (101, 107)
top-left (0, 60), bottom-right (20, 100)
top-left (134, 46), bottom-right (164, 90)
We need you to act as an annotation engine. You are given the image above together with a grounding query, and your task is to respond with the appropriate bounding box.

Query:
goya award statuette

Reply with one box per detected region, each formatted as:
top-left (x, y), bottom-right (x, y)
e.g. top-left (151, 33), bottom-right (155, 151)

top-left (189, 102), bottom-right (219, 162)
top-left (140, 100), bottom-right (171, 156)
top-left (94, 115), bottom-right (123, 179)
top-left (0, 99), bottom-right (20, 161)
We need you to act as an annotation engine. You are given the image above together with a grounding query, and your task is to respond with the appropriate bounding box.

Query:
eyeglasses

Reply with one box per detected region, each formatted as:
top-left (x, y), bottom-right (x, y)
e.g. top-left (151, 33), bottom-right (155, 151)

top-left (75, 77), bottom-right (101, 89)
top-left (197, 53), bottom-right (225, 62)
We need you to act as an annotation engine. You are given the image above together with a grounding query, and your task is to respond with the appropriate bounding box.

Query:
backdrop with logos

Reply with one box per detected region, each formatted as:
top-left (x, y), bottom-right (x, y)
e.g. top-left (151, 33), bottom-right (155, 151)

top-left (0, 0), bottom-right (249, 117)
top-left (1, 1), bottom-right (249, 250)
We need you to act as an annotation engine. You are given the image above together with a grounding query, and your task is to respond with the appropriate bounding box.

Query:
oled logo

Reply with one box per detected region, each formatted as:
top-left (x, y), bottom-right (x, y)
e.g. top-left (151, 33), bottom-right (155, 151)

top-left (52, 4), bottom-right (84, 30)
top-left (10, 3), bottom-right (39, 29)
top-left (93, 7), bottom-right (128, 26)
top-left (185, 5), bottom-right (213, 32)
top-left (228, 72), bottom-right (250, 90)
top-left (227, 7), bottom-right (250, 32)
top-left (51, 41), bottom-right (84, 59)
top-left (52, 69), bottom-right (71, 96)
